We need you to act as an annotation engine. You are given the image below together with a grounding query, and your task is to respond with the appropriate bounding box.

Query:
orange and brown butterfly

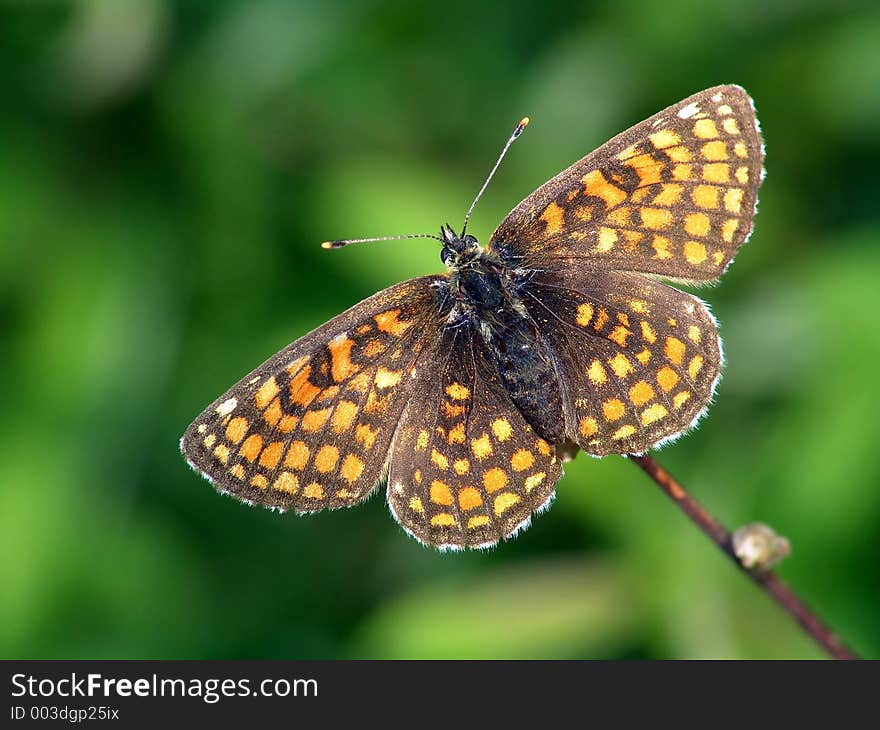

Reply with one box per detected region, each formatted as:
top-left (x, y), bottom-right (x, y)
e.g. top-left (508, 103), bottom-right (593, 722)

top-left (181, 84), bottom-right (764, 550)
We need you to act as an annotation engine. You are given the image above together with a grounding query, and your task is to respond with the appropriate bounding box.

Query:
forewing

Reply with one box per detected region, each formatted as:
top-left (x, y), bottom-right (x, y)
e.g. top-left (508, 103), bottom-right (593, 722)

top-left (387, 324), bottom-right (562, 549)
top-left (490, 85), bottom-right (764, 281)
top-left (181, 276), bottom-right (446, 512)
top-left (521, 269), bottom-right (722, 456)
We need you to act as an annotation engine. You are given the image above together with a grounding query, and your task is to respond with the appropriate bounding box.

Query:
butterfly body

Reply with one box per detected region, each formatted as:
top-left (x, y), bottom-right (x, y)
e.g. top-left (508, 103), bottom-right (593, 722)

top-left (182, 85), bottom-right (764, 549)
top-left (443, 230), bottom-right (566, 443)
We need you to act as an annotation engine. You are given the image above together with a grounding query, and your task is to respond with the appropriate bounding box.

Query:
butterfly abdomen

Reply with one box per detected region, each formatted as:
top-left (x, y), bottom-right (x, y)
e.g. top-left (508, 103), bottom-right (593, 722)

top-left (451, 256), bottom-right (565, 443)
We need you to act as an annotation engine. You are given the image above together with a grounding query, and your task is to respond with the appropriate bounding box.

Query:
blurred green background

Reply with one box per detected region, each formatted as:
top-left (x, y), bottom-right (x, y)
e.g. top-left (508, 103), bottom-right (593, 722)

top-left (2, 0), bottom-right (878, 660)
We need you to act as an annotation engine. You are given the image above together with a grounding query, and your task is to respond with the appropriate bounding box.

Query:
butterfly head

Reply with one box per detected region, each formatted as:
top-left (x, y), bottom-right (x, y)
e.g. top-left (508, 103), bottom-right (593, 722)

top-left (440, 224), bottom-right (480, 268)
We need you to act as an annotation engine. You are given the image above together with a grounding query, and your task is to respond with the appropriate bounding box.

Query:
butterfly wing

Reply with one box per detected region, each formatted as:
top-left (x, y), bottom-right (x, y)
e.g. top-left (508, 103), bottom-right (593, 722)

top-left (490, 85), bottom-right (764, 281)
top-left (520, 268), bottom-right (721, 456)
top-left (387, 323), bottom-right (562, 549)
top-left (181, 276), bottom-right (446, 512)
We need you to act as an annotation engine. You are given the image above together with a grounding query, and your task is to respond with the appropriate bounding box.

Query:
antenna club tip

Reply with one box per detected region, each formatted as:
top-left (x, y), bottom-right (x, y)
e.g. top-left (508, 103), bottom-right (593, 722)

top-left (520, 116), bottom-right (530, 127)
top-left (321, 241), bottom-right (334, 249)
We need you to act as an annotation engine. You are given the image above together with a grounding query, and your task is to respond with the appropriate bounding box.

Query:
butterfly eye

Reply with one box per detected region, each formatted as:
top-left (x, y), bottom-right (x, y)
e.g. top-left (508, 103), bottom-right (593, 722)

top-left (440, 246), bottom-right (456, 266)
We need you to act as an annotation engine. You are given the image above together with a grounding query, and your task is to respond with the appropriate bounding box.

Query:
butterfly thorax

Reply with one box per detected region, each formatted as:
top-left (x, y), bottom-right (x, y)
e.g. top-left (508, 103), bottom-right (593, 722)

top-left (441, 229), bottom-right (565, 443)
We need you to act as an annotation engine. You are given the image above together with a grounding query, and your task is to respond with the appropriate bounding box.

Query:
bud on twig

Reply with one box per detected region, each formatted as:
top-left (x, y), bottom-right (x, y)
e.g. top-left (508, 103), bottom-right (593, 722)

top-left (732, 522), bottom-right (791, 571)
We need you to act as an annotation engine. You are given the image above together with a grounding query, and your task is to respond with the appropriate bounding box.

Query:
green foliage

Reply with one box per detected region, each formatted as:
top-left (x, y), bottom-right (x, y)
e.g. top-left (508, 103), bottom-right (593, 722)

top-left (1, 0), bottom-right (878, 659)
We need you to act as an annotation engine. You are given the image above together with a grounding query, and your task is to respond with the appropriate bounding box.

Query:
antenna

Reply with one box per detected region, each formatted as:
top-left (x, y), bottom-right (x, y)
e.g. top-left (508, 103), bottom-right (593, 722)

top-left (461, 116), bottom-right (529, 237)
top-left (321, 232), bottom-right (442, 250)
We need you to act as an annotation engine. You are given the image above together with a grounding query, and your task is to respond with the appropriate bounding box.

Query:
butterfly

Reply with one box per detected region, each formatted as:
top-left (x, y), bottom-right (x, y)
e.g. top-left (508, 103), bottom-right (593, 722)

top-left (181, 85), bottom-right (764, 550)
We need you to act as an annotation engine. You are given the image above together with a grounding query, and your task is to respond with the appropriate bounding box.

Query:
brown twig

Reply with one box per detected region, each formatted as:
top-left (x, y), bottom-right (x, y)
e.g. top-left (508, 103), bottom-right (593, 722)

top-left (629, 454), bottom-right (858, 660)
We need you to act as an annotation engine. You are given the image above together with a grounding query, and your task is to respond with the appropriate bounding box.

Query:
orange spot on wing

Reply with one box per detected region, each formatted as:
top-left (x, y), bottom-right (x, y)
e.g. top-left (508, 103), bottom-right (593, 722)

top-left (629, 380), bottom-right (656, 406)
top-left (491, 418), bottom-right (513, 442)
top-left (355, 423), bottom-right (379, 449)
top-left (273, 471), bottom-right (299, 494)
top-left (608, 325), bottom-right (632, 348)
top-left (722, 218), bottom-right (740, 243)
top-left (374, 367), bottom-right (402, 389)
top-left (525, 472), bottom-right (546, 491)
top-left (579, 417), bottom-right (598, 438)
top-left (458, 487), bottom-right (482, 511)
top-left (340, 454), bottom-right (364, 484)
top-left (656, 366), bottom-right (680, 392)
top-left (289, 365), bottom-right (321, 407)
top-left (328, 336), bottom-right (358, 382)
top-left (285, 356), bottom-right (308, 378)
top-left (582, 170), bottom-right (627, 209)
top-left (587, 359), bottom-right (607, 385)
top-left (263, 397), bottom-right (282, 427)
top-left (445, 383), bottom-right (470, 400)
top-left (313, 445), bottom-right (339, 473)
top-left (226, 416), bottom-right (249, 444)
top-left (213, 444), bottom-right (230, 465)
top-left (539, 201), bottom-right (565, 236)
top-left (375, 309), bottom-right (412, 336)
top-left (653, 183), bottom-right (684, 206)
top-left (703, 163), bottom-right (730, 183)
top-left (494, 492), bottom-right (520, 515)
top-left (483, 467), bottom-right (509, 493)
top-left (665, 146), bottom-right (693, 163)
top-left (694, 118), bottom-right (719, 139)
top-left (303, 483), bottom-right (325, 499)
top-left (239, 434), bottom-right (263, 463)
top-left (301, 408), bottom-right (332, 432)
top-left (284, 441), bottom-right (310, 470)
top-left (447, 422), bottom-right (466, 445)
top-left (431, 448), bottom-right (449, 470)
top-left (684, 240), bottom-right (708, 264)
top-left (254, 377), bottom-right (280, 409)
top-left (640, 207), bottom-right (673, 230)
top-left (430, 480), bottom-right (453, 505)
top-left (258, 441), bottom-right (285, 470)
top-left (602, 398), bottom-right (625, 422)
top-left (665, 337), bottom-right (686, 365)
top-left (624, 153), bottom-right (664, 186)
top-left (608, 353), bottom-right (634, 378)
top-left (648, 129), bottom-right (681, 149)
top-left (511, 449), bottom-right (534, 471)
top-left (362, 339), bottom-right (386, 358)
top-left (612, 424), bottom-right (636, 440)
top-left (724, 188), bottom-right (744, 214)
top-left (331, 401), bottom-right (359, 433)
top-left (278, 414), bottom-right (299, 433)
top-left (471, 433), bottom-right (493, 460)
top-left (684, 213), bottom-right (711, 238)
top-left (672, 163), bottom-right (693, 180)
top-left (701, 140), bottom-right (728, 161)
top-left (443, 402), bottom-right (466, 418)
top-left (692, 184), bottom-right (720, 209)
top-left (576, 303), bottom-right (594, 327)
